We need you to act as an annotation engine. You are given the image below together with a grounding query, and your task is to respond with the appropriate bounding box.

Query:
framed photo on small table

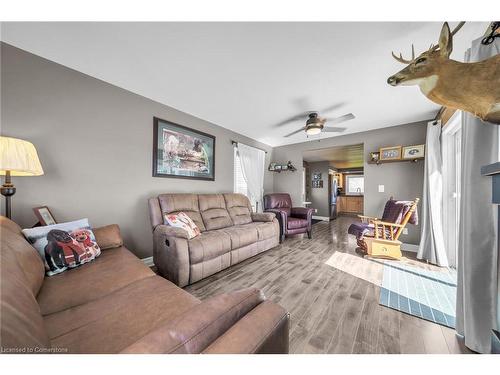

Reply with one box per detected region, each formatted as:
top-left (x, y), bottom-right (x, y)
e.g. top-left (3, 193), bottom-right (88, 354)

top-left (33, 206), bottom-right (57, 226)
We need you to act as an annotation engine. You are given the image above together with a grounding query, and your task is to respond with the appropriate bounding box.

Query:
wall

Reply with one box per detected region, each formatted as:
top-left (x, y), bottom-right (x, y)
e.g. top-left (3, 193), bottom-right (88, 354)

top-left (0, 43), bottom-right (274, 258)
top-left (273, 121), bottom-right (427, 245)
top-left (308, 161), bottom-right (330, 218)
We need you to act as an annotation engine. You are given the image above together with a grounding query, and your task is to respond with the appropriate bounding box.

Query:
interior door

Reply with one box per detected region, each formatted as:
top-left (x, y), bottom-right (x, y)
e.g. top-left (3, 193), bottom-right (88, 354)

top-left (442, 111), bottom-right (462, 269)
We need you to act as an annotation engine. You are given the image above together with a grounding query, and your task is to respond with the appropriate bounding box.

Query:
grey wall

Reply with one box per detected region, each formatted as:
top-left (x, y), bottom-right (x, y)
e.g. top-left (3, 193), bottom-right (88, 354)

top-left (0, 43), bottom-right (274, 258)
top-left (273, 121), bottom-right (427, 245)
top-left (308, 161), bottom-right (330, 217)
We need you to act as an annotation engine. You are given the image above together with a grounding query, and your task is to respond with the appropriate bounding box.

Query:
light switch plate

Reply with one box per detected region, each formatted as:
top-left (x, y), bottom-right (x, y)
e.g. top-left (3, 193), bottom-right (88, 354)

top-left (402, 228), bottom-right (408, 235)
top-left (378, 185), bottom-right (385, 193)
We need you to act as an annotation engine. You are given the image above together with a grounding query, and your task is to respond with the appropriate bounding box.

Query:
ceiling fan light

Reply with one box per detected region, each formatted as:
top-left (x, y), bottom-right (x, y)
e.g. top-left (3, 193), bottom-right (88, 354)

top-left (306, 126), bottom-right (322, 136)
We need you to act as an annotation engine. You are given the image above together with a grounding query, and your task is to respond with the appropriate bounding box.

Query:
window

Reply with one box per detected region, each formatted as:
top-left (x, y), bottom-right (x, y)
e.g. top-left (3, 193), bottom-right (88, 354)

top-left (233, 147), bottom-right (248, 197)
top-left (346, 175), bottom-right (364, 194)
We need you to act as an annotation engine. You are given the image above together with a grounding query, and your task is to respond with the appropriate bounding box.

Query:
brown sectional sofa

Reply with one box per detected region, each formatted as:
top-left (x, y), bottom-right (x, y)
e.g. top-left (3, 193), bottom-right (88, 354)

top-left (0, 216), bottom-right (289, 354)
top-left (148, 193), bottom-right (280, 287)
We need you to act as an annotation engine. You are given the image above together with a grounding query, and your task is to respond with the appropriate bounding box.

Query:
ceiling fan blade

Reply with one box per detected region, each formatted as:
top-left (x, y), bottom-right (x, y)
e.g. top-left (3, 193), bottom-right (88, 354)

top-left (324, 113), bottom-right (355, 125)
top-left (284, 127), bottom-right (305, 137)
top-left (322, 127), bottom-right (347, 133)
top-left (273, 113), bottom-right (308, 128)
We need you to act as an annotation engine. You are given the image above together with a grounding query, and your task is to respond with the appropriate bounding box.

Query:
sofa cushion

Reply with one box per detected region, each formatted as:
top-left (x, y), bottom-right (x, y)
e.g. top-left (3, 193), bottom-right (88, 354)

top-left (223, 225), bottom-right (259, 249)
top-left (158, 193), bottom-right (206, 232)
top-left (224, 193), bottom-right (253, 225)
top-left (44, 276), bottom-right (199, 353)
top-left (199, 194), bottom-right (233, 230)
top-left (1, 216), bottom-right (45, 296)
top-left (37, 246), bottom-right (154, 315)
top-left (287, 217), bottom-right (308, 230)
top-left (188, 230), bottom-right (231, 264)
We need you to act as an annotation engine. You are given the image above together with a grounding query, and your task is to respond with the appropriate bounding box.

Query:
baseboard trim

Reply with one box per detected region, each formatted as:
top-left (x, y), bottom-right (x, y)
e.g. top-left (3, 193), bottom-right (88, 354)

top-left (141, 256), bottom-right (154, 268)
top-left (312, 215), bottom-right (330, 221)
top-left (401, 243), bottom-right (419, 253)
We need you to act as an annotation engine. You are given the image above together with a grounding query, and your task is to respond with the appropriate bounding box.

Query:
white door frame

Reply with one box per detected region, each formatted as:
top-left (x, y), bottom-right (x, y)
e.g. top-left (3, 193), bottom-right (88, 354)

top-left (442, 111), bottom-right (462, 268)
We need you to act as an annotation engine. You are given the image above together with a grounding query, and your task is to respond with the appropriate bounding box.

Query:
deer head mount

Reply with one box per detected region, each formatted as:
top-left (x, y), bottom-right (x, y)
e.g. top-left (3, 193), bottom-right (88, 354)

top-left (388, 22), bottom-right (500, 124)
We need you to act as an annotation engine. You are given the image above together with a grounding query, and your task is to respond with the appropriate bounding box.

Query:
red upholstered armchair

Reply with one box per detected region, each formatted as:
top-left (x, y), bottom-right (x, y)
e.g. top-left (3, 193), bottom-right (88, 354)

top-left (263, 193), bottom-right (313, 243)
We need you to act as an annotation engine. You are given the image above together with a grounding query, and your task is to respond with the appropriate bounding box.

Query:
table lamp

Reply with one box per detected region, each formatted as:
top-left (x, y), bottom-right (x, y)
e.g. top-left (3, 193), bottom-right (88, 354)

top-left (0, 136), bottom-right (44, 219)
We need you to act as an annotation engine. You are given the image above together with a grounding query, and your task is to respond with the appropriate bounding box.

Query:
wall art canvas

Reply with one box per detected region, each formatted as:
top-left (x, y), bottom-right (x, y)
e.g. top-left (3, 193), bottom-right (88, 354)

top-left (153, 117), bottom-right (216, 180)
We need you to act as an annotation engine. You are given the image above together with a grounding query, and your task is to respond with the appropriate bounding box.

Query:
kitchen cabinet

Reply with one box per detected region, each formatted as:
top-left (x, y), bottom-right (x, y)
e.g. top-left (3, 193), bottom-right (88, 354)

top-left (337, 195), bottom-right (363, 214)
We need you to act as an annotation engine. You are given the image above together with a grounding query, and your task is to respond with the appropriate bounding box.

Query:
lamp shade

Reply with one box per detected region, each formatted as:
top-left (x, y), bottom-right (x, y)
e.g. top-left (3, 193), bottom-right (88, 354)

top-left (0, 136), bottom-right (44, 176)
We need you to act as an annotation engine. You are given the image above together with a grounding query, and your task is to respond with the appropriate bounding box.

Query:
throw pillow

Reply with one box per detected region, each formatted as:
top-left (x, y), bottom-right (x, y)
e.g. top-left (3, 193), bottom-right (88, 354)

top-left (22, 218), bottom-right (101, 276)
top-left (164, 212), bottom-right (201, 239)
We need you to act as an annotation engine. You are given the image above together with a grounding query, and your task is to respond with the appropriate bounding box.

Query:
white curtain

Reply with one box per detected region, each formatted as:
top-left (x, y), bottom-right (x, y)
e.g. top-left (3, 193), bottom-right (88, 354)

top-left (417, 121), bottom-right (448, 267)
top-left (237, 143), bottom-right (266, 212)
top-left (456, 36), bottom-right (499, 353)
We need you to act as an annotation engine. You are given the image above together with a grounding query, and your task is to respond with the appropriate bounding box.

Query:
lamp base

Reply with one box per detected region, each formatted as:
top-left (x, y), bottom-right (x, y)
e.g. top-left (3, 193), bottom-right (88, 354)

top-left (1, 171), bottom-right (16, 219)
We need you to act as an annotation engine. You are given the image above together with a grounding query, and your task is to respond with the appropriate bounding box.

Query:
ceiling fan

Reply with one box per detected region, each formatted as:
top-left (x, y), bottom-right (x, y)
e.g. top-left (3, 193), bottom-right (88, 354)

top-left (284, 112), bottom-right (355, 138)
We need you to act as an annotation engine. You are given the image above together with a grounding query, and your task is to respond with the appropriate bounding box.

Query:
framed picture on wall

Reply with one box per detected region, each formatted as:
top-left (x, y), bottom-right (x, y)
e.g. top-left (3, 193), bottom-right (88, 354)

top-left (369, 152), bottom-right (380, 163)
top-left (402, 144), bottom-right (425, 160)
top-left (33, 206), bottom-right (57, 226)
top-left (379, 146), bottom-right (402, 161)
top-left (153, 117), bottom-right (216, 180)
top-left (312, 172), bottom-right (322, 180)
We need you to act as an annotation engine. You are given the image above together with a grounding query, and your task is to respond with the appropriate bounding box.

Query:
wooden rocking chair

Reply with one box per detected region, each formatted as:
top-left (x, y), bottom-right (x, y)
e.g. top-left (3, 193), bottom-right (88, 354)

top-left (350, 197), bottom-right (419, 260)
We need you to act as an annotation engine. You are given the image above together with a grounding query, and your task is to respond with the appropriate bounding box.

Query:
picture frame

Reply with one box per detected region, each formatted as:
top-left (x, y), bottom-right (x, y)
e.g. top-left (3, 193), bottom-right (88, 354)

top-left (268, 162), bottom-right (277, 171)
top-left (369, 152), bottom-right (380, 163)
top-left (402, 144), bottom-right (425, 160)
top-left (379, 146), bottom-right (402, 161)
top-left (153, 117), bottom-right (216, 180)
top-left (312, 180), bottom-right (323, 188)
top-left (33, 206), bottom-right (57, 226)
top-left (312, 172), bottom-right (322, 180)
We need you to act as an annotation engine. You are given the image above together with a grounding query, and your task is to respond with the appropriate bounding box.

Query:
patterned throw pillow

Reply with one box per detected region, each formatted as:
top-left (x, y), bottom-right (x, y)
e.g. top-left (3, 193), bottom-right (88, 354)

top-left (22, 218), bottom-right (101, 276)
top-left (164, 212), bottom-right (201, 239)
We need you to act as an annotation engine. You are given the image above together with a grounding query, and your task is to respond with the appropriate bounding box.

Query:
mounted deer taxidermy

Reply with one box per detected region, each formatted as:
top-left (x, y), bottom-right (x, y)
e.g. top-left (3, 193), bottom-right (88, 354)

top-left (387, 22), bottom-right (500, 124)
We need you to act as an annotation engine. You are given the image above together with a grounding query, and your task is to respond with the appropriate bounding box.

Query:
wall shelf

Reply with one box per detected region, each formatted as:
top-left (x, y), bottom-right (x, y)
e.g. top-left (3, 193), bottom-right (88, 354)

top-left (367, 158), bottom-right (424, 165)
top-left (268, 161), bottom-right (297, 173)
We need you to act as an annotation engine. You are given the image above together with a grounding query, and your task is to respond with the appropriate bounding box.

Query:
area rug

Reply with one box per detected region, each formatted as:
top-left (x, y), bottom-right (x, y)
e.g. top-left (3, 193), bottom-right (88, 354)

top-left (379, 262), bottom-right (457, 328)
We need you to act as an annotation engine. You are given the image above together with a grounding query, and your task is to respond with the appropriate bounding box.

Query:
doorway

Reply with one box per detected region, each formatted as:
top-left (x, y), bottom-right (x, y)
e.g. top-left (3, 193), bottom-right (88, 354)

top-left (442, 112), bottom-right (462, 268)
top-left (302, 143), bottom-right (364, 221)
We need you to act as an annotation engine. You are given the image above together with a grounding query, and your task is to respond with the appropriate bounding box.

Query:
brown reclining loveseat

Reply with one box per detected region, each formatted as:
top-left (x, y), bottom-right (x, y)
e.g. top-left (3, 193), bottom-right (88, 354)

top-left (148, 193), bottom-right (280, 287)
top-left (0, 216), bottom-right (289, 354)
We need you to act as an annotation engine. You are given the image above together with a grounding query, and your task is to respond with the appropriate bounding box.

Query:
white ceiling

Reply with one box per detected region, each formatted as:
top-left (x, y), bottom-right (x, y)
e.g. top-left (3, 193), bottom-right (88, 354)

top-left (1, 22), bottom-right (489, 147)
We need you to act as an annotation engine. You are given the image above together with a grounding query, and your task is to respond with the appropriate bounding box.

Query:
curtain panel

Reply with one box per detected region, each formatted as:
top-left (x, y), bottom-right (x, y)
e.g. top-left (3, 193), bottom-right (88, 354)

top-left (236, 143), bottom-right (266, 212)
top-left (456, 36), bottom-right (499, 354)
top-left (417, 121), bottom-right (448, 267)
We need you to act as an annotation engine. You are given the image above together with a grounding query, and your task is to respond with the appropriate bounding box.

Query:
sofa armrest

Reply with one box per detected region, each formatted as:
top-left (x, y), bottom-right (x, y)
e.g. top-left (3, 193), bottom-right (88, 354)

top-left (154, 224), bottom-right (190, 239)
top-left (120, 288), bottom-right (266, 354)
top-left (290, 206), bottom-right (314, 220)
top-left (264, 209), bottom-right (288, 241)
top-left (153, 225), bottom-right (190, 287)
top-left (251, 212), bottom-right (276, 222)
top-left (203, 301), bottom-right (289, 354)
top-left (264, 208), bottom-right (288, 224)
top-left (93, 224), bottom-right (123, 250)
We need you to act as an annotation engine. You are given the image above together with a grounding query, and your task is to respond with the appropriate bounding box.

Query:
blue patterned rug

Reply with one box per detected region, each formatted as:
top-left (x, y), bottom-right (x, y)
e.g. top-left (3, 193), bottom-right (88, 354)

top-left (379, 262), bottom-right (457, 328)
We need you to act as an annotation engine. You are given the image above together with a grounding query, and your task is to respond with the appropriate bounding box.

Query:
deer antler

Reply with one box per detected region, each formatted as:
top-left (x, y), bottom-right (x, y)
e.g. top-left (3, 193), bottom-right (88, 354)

top-left (391, 43), bottom-right (416, 64)
top-left (392, 22), bottom-right (465, 63)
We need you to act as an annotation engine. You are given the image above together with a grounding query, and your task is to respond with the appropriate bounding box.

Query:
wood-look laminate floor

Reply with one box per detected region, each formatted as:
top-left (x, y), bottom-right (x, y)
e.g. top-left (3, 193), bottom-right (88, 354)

top-left (184, 216), bottom-right (472, 354)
